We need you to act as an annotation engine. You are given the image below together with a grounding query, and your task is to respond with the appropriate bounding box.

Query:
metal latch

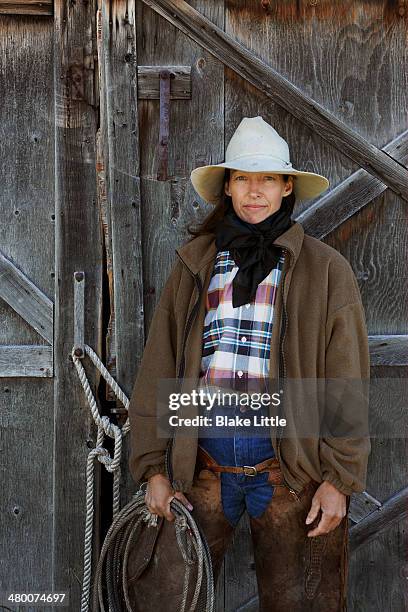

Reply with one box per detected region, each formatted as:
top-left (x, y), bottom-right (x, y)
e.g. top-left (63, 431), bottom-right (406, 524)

top-left (136, 65), bottom-right (191, 182)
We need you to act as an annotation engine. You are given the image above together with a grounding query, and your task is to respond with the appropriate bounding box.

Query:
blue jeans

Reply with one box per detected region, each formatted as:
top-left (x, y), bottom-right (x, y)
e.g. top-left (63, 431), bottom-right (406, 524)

top-left (198, 402), bottom-right (276, 527)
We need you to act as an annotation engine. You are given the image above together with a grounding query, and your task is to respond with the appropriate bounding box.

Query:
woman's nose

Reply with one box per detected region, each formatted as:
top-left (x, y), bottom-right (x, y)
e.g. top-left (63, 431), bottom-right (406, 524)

top-left (248, 183), bottom-right (262, 195)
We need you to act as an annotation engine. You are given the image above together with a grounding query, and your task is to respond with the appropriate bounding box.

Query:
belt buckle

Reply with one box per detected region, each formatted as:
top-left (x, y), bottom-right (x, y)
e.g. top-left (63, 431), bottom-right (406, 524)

top-left (243, 465), bottom-right (257, 477)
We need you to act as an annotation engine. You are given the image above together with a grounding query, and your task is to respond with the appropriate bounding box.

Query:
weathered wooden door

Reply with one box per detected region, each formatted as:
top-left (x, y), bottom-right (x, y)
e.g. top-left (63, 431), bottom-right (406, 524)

top-left (0, 2), bottom-right (103, 609)
top-left (119, 1), bottom-right (407, 610)
top-left (1, 1), bottom-right (407, 611)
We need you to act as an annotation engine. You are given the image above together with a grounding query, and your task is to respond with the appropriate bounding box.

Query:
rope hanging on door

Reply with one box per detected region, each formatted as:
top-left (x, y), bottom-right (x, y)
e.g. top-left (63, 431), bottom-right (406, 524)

top-left (71, 344), bottom-right (215, 612)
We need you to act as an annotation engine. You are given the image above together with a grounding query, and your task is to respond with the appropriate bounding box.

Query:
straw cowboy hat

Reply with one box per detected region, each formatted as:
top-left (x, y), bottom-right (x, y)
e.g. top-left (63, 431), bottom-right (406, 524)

top-left (190, 116), bottom-right (329, 205)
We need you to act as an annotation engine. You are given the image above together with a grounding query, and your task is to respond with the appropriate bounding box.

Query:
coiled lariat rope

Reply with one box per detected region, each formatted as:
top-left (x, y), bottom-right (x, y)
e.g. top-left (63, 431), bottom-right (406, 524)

top-left (71, 344), bottom-right (215, 612)
top-left (91, 491), bottom-right (215, 612)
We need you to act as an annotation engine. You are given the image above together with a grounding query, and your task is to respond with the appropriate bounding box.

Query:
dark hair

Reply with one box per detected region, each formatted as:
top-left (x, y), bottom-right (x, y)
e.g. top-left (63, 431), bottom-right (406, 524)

top-left (187, 169), bottom-right (296, 237)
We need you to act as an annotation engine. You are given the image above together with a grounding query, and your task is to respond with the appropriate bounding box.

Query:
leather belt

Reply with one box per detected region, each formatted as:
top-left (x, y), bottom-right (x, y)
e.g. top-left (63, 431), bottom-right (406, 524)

top-left (196, 446), bottom-right (286, 485)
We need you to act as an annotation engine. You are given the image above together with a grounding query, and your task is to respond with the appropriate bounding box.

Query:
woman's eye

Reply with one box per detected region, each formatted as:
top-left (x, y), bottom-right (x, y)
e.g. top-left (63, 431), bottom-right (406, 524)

top-left (233, 175), bottom-right (275, 181)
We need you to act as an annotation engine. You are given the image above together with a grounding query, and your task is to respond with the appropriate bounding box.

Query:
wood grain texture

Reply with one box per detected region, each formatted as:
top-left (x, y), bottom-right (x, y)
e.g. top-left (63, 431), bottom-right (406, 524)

top-left (136, 0), bottom-right (224, 325)
top-left (324, 193), bottom-right (407, 334)
top-left (130, 1), bottom-right (407, 609)
top-left (348, 366), bottom-right (408, 610)
top-left (349, 486), bottom-right (408, 553)
top-left (97, 1), bottom-right (145, 507)
top-left (369, 335), bottom-right (408, 366)
top-left (99, 0), bottom-right (144, 384)
top-left (0, 345), bottom-right (53, 377)
top-left (0, 11), bottom-right (55, 598)
top-left (2, 0), bottom-right (405, 609)
top-left (349, 490), bottom-right (382, 524)
top-left (53, 0), bottom-right (102, 608)
top-left (138, 65), bottom-right (191, 99)
top-left (0, 250), bottom-right (53, 344)
top-left (223, 3), bottom-right (407, 609)
top-left (141, 0), bottom-right (408, 201)
top-left (305, 6), bottom-right (408, 602)
top-left (0, 0), bottom-right (52, 15)
top-left (296, 130), bottom-right (408, 238)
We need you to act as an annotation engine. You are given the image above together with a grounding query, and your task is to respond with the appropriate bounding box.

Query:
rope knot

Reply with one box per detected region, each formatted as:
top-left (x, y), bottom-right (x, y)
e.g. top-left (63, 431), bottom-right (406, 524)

top-left (140, 507), bottom-right (159, 528)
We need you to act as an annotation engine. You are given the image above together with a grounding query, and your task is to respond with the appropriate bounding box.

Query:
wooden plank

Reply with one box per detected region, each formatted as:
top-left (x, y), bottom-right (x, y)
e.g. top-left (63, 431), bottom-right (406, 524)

top-left (0, 0), bottom-right (52, 15)
top-left (53, 0), bottom-right (102, 609)
top-left (138, 65), bottom-right (191, 99)
top-left (297, 130), bottom-right (408, 238)
top-left (97, 0), bottom-right (146, 503)
top-left (141, 0), bottom-right (408, 202)
top-left (98, 1), bottom-right (144, 400)
top-left (0, 250), bottom-right (53, 344)
top-left (348, 491), bottom-right (382, 524)
top-left (0, 345), bottom-right (53, 377)
top-left (349, 486), bottom-right (408, 553)
top-left (349, 415), bottom-right (407, 609)
top-left (324, 197), bottom-right (407, 347)
top-left (94, 13), bottom-right (116, 401)
top-left (0, 11), bottom-right (56, 598)
top-left (368, 335), bottom-right (408, 366)
top-left (95, 130), bottom-right (118, 402)
top-left (350, 522), bottom-right (407, 611)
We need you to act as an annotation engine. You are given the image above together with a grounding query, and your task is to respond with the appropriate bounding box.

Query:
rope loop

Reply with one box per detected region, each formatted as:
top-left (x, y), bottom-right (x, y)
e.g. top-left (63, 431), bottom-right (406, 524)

top-left (72, 343), bottom-right (131, 611)
top-left (72, 343), bottom-right (214, 611)
top-left (91, 492), bottom-right (215, 611)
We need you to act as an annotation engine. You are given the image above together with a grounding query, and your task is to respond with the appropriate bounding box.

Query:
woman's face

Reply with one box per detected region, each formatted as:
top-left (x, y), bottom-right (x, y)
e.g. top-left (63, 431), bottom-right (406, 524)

top-left (224, 170), bottom-right (293, 224)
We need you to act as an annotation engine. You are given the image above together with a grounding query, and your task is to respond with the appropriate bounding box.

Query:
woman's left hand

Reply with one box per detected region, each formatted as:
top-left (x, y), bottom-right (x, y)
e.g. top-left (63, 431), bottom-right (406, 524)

top-left (305, 481), bottom-right (347, 537)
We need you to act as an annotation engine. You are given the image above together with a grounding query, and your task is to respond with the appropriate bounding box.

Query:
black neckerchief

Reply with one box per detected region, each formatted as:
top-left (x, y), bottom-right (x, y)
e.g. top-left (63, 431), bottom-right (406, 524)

top-left (215, 199), bottom-right (294, 307)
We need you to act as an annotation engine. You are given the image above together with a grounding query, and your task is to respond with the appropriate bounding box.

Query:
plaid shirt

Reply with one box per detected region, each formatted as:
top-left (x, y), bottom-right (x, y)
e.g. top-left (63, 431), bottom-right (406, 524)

top-left (199, 249), bottom-right (285, 389)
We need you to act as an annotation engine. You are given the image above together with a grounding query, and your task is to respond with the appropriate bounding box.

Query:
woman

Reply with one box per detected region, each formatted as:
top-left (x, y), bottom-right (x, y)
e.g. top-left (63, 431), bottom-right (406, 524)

top-left (127, 116), bottom-right (370, 611)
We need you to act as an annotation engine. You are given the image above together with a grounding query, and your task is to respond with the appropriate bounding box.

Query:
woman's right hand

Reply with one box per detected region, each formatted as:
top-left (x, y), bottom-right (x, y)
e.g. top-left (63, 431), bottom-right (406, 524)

top-left (145, 473), bottom-right (194, 522)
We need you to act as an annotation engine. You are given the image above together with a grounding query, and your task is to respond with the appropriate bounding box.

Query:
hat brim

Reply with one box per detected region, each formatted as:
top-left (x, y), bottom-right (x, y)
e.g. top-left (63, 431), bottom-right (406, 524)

top-left (190, 157), bottom-right (329, 205)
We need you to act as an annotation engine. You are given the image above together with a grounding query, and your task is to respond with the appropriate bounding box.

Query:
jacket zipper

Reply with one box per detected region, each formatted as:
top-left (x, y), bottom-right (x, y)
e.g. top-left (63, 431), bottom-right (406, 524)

top-left (166, 271), bottom-right (203, 483)
top-left (277, 248), bottom-right (301, 502)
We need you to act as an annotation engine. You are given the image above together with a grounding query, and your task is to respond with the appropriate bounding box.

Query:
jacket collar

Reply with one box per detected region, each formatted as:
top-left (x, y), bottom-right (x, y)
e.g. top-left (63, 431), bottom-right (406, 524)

top-left (175, 221), bottom-right (305, 275)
